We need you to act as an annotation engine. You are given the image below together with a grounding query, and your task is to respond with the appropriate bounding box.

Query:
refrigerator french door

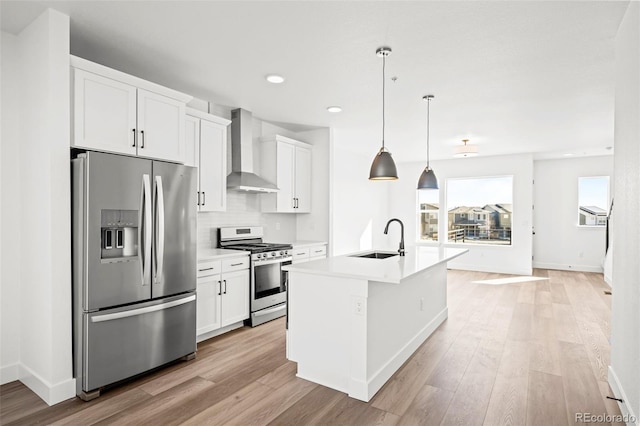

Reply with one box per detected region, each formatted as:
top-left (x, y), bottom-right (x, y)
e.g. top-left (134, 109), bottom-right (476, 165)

top-left (72, 151), bottom-right (197, 400)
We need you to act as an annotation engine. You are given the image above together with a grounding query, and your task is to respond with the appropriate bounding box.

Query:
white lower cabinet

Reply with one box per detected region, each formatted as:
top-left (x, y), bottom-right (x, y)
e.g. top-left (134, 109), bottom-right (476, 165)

top-left (292, 243), bottom-right (327, 264)
top-left (196, 255), bottom-right (249, 341)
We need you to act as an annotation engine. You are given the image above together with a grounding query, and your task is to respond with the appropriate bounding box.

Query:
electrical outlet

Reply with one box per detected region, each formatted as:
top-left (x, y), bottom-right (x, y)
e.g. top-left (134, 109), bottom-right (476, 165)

top-left (354, 298), bottom-right (365, 316)
top-left (420, 297), bottom-right (424, 311)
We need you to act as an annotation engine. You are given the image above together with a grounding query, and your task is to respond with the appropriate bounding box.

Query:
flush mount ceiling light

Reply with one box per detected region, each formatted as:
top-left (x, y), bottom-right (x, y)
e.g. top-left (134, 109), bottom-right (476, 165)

top-left (453, 139), bottom-right (479, 158)
top-left (369, 46), bottom-right (398, 181)
top-left (265, 74), bottom-right (285, 84)
top-left (417, 95), bottom-right (438, 190)
top-left (327, 106), bottom-right (342, 113)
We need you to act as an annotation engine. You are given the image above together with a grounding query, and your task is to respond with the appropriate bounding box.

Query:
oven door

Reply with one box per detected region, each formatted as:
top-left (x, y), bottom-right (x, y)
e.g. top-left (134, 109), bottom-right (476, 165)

top-left (251, 258), bottom-right (289, 312)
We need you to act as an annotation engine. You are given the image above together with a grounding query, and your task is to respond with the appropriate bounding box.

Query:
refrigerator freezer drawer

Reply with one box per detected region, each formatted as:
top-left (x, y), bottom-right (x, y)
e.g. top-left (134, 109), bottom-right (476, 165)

top-left (81, 294), bottom-right (196, 392)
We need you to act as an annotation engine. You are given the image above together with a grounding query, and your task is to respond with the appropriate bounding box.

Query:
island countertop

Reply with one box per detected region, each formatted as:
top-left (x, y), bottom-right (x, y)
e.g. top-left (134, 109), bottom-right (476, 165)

top-left (283, 246), bottom-right (467, 284)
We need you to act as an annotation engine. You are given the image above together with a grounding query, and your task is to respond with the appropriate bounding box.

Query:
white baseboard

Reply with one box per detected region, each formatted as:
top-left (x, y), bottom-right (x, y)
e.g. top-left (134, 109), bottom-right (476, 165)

top-left (364, 307), bottom-right (448, 401)
top-left (448, 262), bottom-right (532, 276)
top-left (608, 366), bottom-right (639, 426)
top-left (19, 364), bottom-right (76, 406)
top-left (1, 363), bottom-right (19, 384)
top-left (532, 262), bottom-right (603, 273)
top-left (604, 273), bottom-right (613, 287)
top-left (196, 321), bottom-right (244, 343)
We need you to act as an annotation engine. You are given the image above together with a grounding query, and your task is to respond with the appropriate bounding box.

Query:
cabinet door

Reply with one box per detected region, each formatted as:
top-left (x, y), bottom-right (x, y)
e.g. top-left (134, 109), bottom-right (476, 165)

top-left (294, 146), bottom-right (312, 212)
top-left (73, 69), bottom-right (137, 155)
top-left (199, 120), bottom-right (227, 212)
top-left (221, 269), bottom-right (250, 327)
top-left (184, 116), bottom-right (200, 168)
top-left (196, 274), bottom-right (222, 336)
top-left (276, 142), bottom-right (296, 212)
top-left (137, 89), bottom-right (185, 163)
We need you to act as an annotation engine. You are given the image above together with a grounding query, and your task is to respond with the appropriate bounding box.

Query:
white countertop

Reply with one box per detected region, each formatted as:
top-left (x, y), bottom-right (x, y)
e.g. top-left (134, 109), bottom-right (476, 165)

top-left (197, 248), bottom-right (249, 263)
top-left (283, 246), bottom-right (468, 284)
top-left (289, 240), bottom-right (327, 248)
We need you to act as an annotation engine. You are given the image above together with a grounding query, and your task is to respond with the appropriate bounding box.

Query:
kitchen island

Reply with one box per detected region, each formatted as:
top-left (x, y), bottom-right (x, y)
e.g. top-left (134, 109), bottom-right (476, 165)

top-left (284, 246), bottom-right (467, 402)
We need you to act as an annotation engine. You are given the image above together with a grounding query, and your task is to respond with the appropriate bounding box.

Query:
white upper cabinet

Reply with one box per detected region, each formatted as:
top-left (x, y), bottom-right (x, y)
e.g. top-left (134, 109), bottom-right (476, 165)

top-left (186, 108), bottom-right (230, 212)
top-left (261, 135), bottom-right (312, 213)
top-left (136, 89), bottom-right (185, 162)
top-left (71, 56), bottom-right (192, 163)
top-left (73, 69), bottom-right (137, 156)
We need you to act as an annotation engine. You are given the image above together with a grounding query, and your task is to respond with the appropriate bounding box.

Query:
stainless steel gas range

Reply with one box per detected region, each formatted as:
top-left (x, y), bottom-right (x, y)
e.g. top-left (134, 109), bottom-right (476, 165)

top-left (218, 226), bottom-right (292, 327)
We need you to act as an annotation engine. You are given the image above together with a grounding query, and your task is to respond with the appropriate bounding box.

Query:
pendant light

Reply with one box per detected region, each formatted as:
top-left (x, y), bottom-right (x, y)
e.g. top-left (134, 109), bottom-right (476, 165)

top-left (417, 95), bottom-right (439, 189)
top-left (369, 47), bottom-right (398, 180)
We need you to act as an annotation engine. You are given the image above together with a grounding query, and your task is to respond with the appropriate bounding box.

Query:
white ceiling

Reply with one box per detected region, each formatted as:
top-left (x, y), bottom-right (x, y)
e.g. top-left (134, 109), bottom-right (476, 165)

top-left (1, 1), bottom-right (629, 162)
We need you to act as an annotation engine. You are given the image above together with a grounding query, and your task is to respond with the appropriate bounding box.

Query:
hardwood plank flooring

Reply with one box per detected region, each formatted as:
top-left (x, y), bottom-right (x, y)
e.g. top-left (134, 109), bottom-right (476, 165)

top-left (1, 269), bottom-right (621, 425)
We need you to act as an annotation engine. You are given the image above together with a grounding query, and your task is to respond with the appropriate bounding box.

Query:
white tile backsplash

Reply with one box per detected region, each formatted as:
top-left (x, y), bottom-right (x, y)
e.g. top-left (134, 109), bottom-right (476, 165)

top-left (197, 191), bottom-right (297, 250)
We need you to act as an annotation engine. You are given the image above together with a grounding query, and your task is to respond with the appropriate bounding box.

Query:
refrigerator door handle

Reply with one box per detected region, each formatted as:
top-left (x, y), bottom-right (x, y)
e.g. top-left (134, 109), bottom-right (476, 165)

top-left (139, 174), bottom-right (152, 286)
top-left (154, 175), bottom-right (165, 284)
top-left (90, 294), bottom-right (196, 323)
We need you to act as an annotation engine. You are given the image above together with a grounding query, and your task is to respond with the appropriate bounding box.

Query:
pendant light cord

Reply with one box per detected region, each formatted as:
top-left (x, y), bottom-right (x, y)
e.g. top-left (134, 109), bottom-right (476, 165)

top-left (382, 54), bottom-right (386, 151)
top-left (426, 97), bottom-right (430, 168)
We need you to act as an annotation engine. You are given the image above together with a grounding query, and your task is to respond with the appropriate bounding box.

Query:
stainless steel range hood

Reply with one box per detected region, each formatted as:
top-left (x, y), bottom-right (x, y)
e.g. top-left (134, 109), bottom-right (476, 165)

top-left (227, 108), bottom-right (279, 193)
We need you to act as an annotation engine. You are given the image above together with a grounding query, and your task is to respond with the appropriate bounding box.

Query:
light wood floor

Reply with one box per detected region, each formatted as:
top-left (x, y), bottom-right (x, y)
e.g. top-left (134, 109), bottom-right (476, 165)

top-left (1, 269), bottom-right (623, 425)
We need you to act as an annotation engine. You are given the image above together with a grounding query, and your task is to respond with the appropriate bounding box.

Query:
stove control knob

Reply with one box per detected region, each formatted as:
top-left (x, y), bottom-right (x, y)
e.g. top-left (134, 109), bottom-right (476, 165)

top-left (271, 252), bottom-right (276, 257)
top-left (256, 254), bottom-right (262, 258)
top-left (285, 250), bottom-right (289, 255)
top-left (280, 251), bottom-right (284, 255)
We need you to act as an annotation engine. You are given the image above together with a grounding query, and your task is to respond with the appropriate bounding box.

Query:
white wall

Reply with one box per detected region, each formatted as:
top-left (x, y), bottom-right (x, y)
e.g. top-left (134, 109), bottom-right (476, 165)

top-left (533, 156), bottom-right (613, 273)
top-left (390, 154), bottom-right (533, 275)
top-left (0, 31), bottom-right (22, 384)
top-left (294, 127), bottom-right (331, 245)
top-left (0, 10), bottom-right (75, 405)
top-left (330, 134), bottom-right (391, 256)
top-left (609, 2), bottom-right (640, 424)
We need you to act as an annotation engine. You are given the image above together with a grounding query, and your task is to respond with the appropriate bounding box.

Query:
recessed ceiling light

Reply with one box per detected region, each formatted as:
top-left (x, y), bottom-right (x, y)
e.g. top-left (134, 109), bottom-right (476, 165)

top-left (563, 153), bottom-right (575, 157)
top-left (266, 74), bottom-right (285, 84)
top-left (327, 106), bottom-right (342, 113)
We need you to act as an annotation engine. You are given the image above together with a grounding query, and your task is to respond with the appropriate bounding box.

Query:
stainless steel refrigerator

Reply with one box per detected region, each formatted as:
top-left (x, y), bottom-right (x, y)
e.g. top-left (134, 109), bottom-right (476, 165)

top-left (71, 151), bottom-right (197, 400)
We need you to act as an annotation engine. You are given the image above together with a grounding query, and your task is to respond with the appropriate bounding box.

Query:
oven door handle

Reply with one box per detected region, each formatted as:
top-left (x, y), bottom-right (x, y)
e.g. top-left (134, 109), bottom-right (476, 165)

top-left (253, 257), bottom-right (292, 266)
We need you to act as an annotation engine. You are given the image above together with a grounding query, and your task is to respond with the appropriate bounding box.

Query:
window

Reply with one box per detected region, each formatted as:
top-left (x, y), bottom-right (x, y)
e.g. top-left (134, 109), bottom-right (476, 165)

top-left (578, 176), bottom-right (609, 227)
top-left (418, 190), bottom-right (439, 241)
top-left (447, 176), bottom-right (513, 245)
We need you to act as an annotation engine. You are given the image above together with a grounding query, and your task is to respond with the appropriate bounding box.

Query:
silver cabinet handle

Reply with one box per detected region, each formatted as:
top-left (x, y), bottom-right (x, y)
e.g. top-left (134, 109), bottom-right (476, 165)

top-left (218, 280), bottom-right (222, 296)
top-left (202, 191), bottom-right (206, 206)
top-left (197, 191), bottom-right (200, 206)
top-left (223, 279), bottom-right (227, 294)
top-left (132, 128), bottom-right (136, 147)
top-left (154, 176), bottom-right (165, 284)
top-left (91, 295), bottom-right (195, 323)
top-left (292, 198), bottom-right (295, 209)
top-left (230, 262), bottom-right (243, 267)
top-left (199, 267), bottom-right (214, 272)
top-left (140, 130), bottom-right (145, 148)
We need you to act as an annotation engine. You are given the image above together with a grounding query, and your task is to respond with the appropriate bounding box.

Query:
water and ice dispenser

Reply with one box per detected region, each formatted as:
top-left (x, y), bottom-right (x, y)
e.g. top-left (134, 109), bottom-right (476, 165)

top-left (101, 209), bottom-right (138, 261)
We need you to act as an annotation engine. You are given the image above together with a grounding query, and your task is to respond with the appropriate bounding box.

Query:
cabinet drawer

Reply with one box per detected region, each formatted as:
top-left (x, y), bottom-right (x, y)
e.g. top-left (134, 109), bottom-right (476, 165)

top-left (292, 248), bottom-right (310, 261)
top-left (309, 245), bottom-right (327, 258)
top-left (222, 256), bottom-right (250, 273)
top-left (197, 260), bottom-right (221, 277)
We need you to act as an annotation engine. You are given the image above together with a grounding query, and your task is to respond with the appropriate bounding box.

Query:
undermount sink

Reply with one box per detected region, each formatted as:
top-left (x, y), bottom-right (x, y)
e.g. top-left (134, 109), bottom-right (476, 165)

top-left (350, 251), bottom-right (398, 259)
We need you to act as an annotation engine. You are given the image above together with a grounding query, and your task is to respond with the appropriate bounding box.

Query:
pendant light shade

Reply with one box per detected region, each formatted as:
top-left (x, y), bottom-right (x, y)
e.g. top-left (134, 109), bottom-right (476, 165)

top-left (417, 95), bottom-right (439, 189)
top-left (369, 47), bottom-right (398, 181)
top-left (370, 148), bottom-right (399, 180)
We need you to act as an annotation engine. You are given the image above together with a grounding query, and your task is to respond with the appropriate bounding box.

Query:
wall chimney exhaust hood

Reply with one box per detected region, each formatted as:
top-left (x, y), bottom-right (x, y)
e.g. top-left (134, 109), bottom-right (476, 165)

top-left (227, 108), bottom-right (279, 193)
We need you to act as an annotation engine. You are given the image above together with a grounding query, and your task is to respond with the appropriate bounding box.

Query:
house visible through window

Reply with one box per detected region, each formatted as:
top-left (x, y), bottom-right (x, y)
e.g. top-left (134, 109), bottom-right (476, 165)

top-left (447, 176), bottom-right (513, 245)
top-left (578, 176), bottom-right (609, 227)
top-left (418, 190), bottom-right (439, 242)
